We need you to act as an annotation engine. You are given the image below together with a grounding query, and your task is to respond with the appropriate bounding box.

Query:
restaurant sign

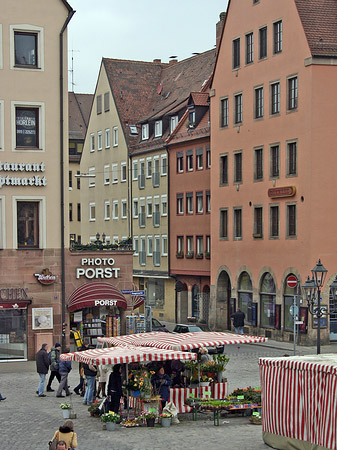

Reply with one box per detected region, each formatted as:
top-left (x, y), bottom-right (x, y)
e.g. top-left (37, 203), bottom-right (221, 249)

top-left (0, 161), bottom-right (46, 188)
top-left (34, 268), bottom-right (56, 285)
top-left (268, 186), bottom-right (296, 199)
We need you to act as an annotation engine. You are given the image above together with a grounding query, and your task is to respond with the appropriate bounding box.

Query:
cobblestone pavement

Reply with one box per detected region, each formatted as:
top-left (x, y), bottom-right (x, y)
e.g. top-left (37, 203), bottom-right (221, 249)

top-left (1, 339), bottom-right (336, 450)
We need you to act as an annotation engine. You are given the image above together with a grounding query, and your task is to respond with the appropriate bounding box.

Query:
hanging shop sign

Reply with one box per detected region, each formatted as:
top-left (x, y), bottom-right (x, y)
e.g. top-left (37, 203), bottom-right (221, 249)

top-left (0, 161), bottom-right (46, 188)
top-left (268, 186), bottom-right (296, 199)
top-left (0, 288), bottom-right (32, 309)
top-left (34, 268), bottom-right (56, 285)
top-left (76, 257), bottom-right (121, 279)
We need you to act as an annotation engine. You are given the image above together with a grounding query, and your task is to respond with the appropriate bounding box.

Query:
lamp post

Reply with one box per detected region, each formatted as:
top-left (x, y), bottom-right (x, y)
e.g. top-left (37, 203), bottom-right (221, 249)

top-left (301, 259), bottom-right (328, 354)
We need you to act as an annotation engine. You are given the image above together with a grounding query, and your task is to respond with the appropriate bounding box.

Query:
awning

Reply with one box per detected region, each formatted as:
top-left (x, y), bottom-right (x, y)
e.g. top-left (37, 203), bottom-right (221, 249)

top-left (68, 282), bottom-right (127, 312)
top-left (0, 301), bottom-right (31, 310)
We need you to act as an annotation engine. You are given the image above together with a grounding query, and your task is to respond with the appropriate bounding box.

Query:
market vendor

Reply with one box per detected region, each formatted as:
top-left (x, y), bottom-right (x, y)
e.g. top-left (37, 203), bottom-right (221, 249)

top-left (151, 367), bottom-right (172, 408)
top-left (107, 364), bottom-right (123, 413)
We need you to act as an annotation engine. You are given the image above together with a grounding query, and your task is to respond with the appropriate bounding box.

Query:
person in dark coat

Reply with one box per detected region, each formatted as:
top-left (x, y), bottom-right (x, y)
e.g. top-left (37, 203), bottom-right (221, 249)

top-left (231, 308), bottom-right (246, 334)
top-left (151, 367), bottom-right (172, 409)
top-left (74, 341), bottom-right (89, 395)
top-left (35, 343), bottom-right (49, 397)
top-left (46, 343), bottom-right (61, 392)
top-left (107, 364), bottom-right (123, 414)
top-left (56, 348), bottom-right (72, 397)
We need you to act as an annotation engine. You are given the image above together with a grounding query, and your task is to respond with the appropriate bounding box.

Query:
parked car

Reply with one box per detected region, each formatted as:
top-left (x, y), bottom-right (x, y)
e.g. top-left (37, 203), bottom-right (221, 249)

top-left (152, 318), bottom-right (169, 332)
top-left (173, 323), bottom-right (224, 354)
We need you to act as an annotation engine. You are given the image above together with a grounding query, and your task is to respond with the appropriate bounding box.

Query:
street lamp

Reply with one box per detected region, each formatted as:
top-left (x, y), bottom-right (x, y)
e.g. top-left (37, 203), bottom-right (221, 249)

top-left (302, 259), bottom-right (329, 354)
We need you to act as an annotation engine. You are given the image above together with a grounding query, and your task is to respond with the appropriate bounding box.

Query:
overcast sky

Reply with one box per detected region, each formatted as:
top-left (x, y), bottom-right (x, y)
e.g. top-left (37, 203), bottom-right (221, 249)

top-left (67, 0), bottom-right (229, 94)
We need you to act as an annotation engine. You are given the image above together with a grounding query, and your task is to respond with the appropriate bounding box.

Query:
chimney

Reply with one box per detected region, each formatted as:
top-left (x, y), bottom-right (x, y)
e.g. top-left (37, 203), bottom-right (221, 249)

top-left (216, 11), bottom-right (226, 55)
top-left (153, 59), bottom-right (161, 63)
top-left (169, 59), bottom-right (178, 65)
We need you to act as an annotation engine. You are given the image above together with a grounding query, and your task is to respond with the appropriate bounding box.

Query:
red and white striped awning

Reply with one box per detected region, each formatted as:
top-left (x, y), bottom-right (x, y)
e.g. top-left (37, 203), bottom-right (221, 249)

top-left (97, 331), bottom-right (268, 350)
top-left (59, 345), bottom-right (197, 365)
top-left (67, 282), bottom-right (127, 312)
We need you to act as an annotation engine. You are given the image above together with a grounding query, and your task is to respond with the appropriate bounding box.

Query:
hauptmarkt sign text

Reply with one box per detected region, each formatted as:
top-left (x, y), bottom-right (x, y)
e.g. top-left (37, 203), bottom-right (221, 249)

top-left (0, 161), bottom-right (46, 188)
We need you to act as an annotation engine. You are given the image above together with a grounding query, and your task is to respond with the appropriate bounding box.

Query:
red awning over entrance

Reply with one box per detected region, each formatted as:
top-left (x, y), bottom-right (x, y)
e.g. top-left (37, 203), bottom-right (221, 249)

top-left (0, 301), bottom-right (31, 310)
top-left (68, 282), bottom-right (127, 312)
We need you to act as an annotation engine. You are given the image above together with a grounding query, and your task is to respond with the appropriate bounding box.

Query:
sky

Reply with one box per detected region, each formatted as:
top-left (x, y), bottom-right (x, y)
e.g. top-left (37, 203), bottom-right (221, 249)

top-left (67, 0), bottom-right (229, 94)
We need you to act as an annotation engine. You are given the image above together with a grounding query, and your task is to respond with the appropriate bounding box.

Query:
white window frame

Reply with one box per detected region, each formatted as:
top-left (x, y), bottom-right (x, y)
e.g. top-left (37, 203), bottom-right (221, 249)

top-left (97, 131), bottom-right (102, 150)
top-left (196, 152), bottom-right (203, 170)
top-left (187, 194), bottom-right (193, 214)
top-left (88, 167), bottom-right (95, 187)
top-left (105, 235), bottom-right (111, 245)
top-left (141, 123), bottom-right (149, 140)
top-left (187, 236), bottom-right (194, 253)
top-left (104, 164), bottom-right (110, 185)
top-left (104, 201), bottom-right (110, 220)
top-left (146, 157), bottom-right (152, 178)
top-left (12, 101), bottom-right (45, 152)
top-left (146, 196), bottom-right (153, 217)
top-left (170, 115), bottom-right (178, 133)
top-left (161, 154), bottom-right (167, 176)
top-left (161, 195), bottom-right (167, 216)
top-left (161, 235), bottom-right (168, 256)
top-left (133, 198), bottom-right (139, 218)
top-left (133, 236), bottom-right (139, 255)
top-left (196, 236), bottom-right (204, 255)
top-left (90, 133), bottom-right (95, 152)
top-left (89, 236), bottom-right (96, 243)
top-left (121, 199), bottom-right (127, 218)
top-left (0, 100), bottom-right (4, 150)
top-left (177, 195), bottom-right (183, 215)
top-left (196, 192), bottom-right (203, 214)
top-left (147, 235), bottom-right (153, 256)
top-left (121, 162), bottom-right (127, 182)
top-left (10, 24), bottom-right (45, 71)
top-left (113, 236), bottom-right (119, 244)
top-left (187, 153), bottom-right (193, 171)
top-left (12, 195), bottom-right (46, 249)
top-left (89, 202), bottom-right (96, 222)
top-left (113, 126), bottom-right (118, 147)
top-left (113, 200), bottom-right (119, 219)
top-left (132, 160), bottom-right (138, 180)
top-left (105, 128), bottom-right (110, 148)
top-left (154, 120), bottom-right (162, 137)
top-left (112, 163), bottom-right (118, 184)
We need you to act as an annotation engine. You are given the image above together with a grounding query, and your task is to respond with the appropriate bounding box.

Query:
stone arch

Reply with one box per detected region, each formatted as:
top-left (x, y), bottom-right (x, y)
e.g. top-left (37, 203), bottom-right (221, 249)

top-left (215, 267), bottom-right (232, 330)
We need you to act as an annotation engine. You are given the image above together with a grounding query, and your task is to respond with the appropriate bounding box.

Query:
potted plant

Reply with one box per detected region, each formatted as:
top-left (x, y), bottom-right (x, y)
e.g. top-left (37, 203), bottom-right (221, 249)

top-left (88, 400), bottom-right (101, 417)
top-left (141, 409), bottom-right (157, 427)
top-left (139, 369), bottom-right (153, 399)
top-left (60, 402), bottom-right (72, 419)
top-left (212, 354), bottom-right (230, 382)
top-left (101, 411), bottom-right (120, 431)
top-left (200, 375), bottom-right (212, 387)
top-left (160, 412), bottom-right (173, 427)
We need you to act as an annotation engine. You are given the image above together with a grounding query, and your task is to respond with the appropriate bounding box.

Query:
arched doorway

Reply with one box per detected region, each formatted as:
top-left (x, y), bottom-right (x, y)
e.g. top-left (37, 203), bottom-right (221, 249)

top-left (192, 284), bottom-right (200, 319)
top-left (260, 273), bottom-right (276, 329)
top-left (238, 272), bottom-right (253, 325)
top-left (216, 270), bottom-right (231, 330)
top-left (177, 282), bottom-right (188, 323)
top-left (201, 285), bottom-right (210, 325)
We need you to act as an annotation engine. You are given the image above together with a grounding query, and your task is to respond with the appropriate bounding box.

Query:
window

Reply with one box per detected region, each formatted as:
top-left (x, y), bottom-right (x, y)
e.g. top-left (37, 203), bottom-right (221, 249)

top-left (105, 128), bottom-right (110, 148)
top-left (206, 146), bottom-right (211, 168)
top-left (15, 107), bottom-right (40, 149)
top-left (89, 202), bottom-right (96, 221)
top-left (220, 97), bottom-right (229, 127)
top-left (146, 158), bottom-right (152, 178)
top-left (288, 76), bottom-right (298, 110)
top-left (96, 95), bottom-right (102, 114)
top-left (147, 235), bottom-right (153, 256)
top-left (112, 163), bottom-right (118, 183)
top-left (186, 151), bottom-right (193, 171)
top-left (234, 152), bottom-right (242, 183)
top-left (76, 171), bottom-right (80, 189)
top-left (90, 133), bottom-right (95, 152)
top-left (271, 82), bottom-right (280, 115)
top-left (188, 110), bottom-right (196, 128)
top-left (139, 236), bottom-right (146, 265)
top-left (238, 272), bottom-right (253, 325)
top-left (97, 131), bottom-right (102, 150)
top-left (69, 171), bottom-right (72, 189)
top-left (234, 208), bottom-right (242, 239)
top-left (177, 194), bottom-right (184, 215)
top-left (154, 236), bottom-right (161, 266)
top-left (161, 195), bottom-right (167, 216)
top-left (220, 208), bottom-right (228, 239)
top-left (270, 145), bottom-right (280, 178)
top-left (287, 204), bottom-right (297, 237)
top-left (206, 235), bottom-right (210, 254)
top-left (17, 201), bottom-right (40, 248)
top-left (234, 93), bottom-right (243, 124)
top-left (77, 203), bottom-right (81, 221)
top-left (133, 198), bottom-right (139, 218)
top-left (132, 160), bottom-right (138, 180)
top-left (196, 236), bottom-right (203, 256)
top-left (196, 192), bottom-right (203, 214)
top-left (14, 31), bottom-right (38, 68)
top-left (196, 148), bottom-right (203, 170)
top-left (155, 120), bottom-right (162, 137)
top-left (141, 123), bottom-right (149, 140)
top-left (177, 152), bottom-right (184, 173)
top-left (270, 205), bottom-right (279, 238)
top-left (139, 160), bottom-right (145, 189)
top-left (177, 236), bottom-right (184, 254)
top-left (260, 273), bottom-right (276, 328)
top-left (273, 20), bottom-right (282, 54)
top-left (233, 38), bottom-right (240, 69)
top-left (113, 200), bottom-right (119, 220)
top-left (254, 206), bottom-right (263, 238)
top-left (146, 197), bottom-right (152, 217)
top-left (104, 164), bottom-right (110, 185)
top-left (186, 193), bottom-right (193, 214)
top-left (104, 92), bottom-right (110, 112)
top-left (206, 191), bottom-right (211, 213)
top-left (259, 26), bottom-right (267, 59)
top-left (287, 141), bottom-right (297, 176)
top-left (104, 201), bottom-right (110, 220)
top-left (255, 87), bottom-right (264, 119)
top-left (246, 32), bottom-right (254, 64)
top-left (187, 236), bottom-right (194, 256)
top-left (153, 198), bottom-right (160, 226)
top-left (88, 167), bottom-right (95, 187)
top-left (161, 235), bottom-right (168, 256)
top-left (161, 154), bottom-right (167, 176)
top-left (133, 236), bottom-right (139, 255)
top-left (139, 202), bottom-right (145, 227)
top-left (121, 199), bottom-right (127, 218)
top-left (121, 163), bottom-right (127, 182)
top-left (113, 126), bottom-right (118, 147)
top-left (254, 148), bottom-right (263, 181)
top-left (170, 115), bottom-right (178, 133)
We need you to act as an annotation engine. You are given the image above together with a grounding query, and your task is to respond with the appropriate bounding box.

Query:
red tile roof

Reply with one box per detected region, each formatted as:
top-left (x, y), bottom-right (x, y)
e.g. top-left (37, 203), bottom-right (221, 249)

top-left (190, 92), bottom-right (209, 107)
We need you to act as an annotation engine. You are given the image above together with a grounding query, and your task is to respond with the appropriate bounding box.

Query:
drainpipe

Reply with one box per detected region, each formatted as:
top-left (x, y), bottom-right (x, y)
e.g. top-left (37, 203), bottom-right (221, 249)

top-left (60, 7), bottom-right (75, 350)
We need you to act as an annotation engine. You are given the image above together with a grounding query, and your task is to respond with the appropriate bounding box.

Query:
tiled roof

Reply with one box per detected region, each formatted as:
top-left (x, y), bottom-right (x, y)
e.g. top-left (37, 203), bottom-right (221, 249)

top-left (295, 0), bottom-right (337, 57)
top-left (167, 109), bottom-right (210, 146)
top-left (68, 92), bottom-right (93, 140)
top-left (189, 92), bottom-right (209, 107)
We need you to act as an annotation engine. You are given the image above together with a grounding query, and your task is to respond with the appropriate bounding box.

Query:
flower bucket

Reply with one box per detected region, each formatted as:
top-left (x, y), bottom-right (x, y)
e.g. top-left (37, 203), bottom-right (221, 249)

top-left (131, 390), bottom-right (141, 397)
top-left (217, 371), bottom-right (224, 383)
top-left (146, 417), bottom-right (155, 427)
top-left (161, 417), bottom-right (171, 428)
top-left (200, 382), bottom-right (210, 387)
top-left (106, 422), bottom-right (116, 431)
top-left (62, 409), bottom-right (71, 419)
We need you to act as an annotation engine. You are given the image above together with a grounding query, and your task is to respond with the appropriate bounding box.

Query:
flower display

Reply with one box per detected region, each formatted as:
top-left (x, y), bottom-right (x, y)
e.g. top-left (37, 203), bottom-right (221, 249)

top-left (60, 402), bottom-right (71, 410)
top-left (200, 375), bottom-right (213, 382)
top-left (126, 369), bottom-right (154, 395)
top-left (101, 411), bottom-right (120, 423)
top-left (140, 409), bottom-right (158, 419)
top-left (160, 412), bottom-right (173, 418)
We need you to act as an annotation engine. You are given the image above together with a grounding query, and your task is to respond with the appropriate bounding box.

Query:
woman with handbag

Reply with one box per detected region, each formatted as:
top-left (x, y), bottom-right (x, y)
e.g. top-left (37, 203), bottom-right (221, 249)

top-left (49, 419), bottom-right (77, 449)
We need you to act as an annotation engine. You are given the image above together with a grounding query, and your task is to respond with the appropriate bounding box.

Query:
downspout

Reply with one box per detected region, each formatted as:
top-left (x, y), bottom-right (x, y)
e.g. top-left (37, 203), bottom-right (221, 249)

top-left (60, 7), bottom-right (75, 350)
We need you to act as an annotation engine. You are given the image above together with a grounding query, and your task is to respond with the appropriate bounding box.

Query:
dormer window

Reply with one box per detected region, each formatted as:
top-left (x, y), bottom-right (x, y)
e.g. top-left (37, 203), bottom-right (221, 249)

top-left (142, 123), bottom-right (149, 140)
top-left (170, 115), bottom-right (178, 133)
top-left (154, 120), bottom-right (162, 137)
top-left (188, 110), bottom-right (195, 128)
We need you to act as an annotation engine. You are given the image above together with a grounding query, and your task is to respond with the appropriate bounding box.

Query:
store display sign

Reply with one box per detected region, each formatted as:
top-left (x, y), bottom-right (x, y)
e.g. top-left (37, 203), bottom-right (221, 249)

top-left (268, 186), bottom-right (296, 199)
top-left (34, 268), bottom-right (56, 285)
top-left (76, 257), bottom-right (120, 279)
top-left (32, 307), bottom-right (53, 330)
top-left (73, 311), bottom-right (82, 323)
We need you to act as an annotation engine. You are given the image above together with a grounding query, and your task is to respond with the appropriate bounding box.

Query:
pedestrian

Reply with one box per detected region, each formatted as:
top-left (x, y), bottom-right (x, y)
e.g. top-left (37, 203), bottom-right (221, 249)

top-left (56, 348), bottom-right (72, 398)
top-left (198, 346), bottom-right (210, 363)
top-left (74, 340), bottom-right (89, 396)
top-left (82, 361), bottom-right (97, 405)
top-left (231, 308), bottom-right (245, 335)
top-left (151, 366), bottom-right (172, 409)
top-left (97, 363), bottom-right (109, 398)
top-left (107, 364), bottom-right (123, 413)
top-left (35, 343), bottom-right (49, 397)
top-left (56, 442), bottom-right (67, 450)
top-left (49, 420), bottom-right (77, 449)
top-left (46, 343), bottom-right (61, 392)
top-left (0, 392), bottom-right (6, 401)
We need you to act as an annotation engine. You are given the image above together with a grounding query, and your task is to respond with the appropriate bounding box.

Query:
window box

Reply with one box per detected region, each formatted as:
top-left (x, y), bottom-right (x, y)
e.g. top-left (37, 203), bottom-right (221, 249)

top-left (176, 251), bottom-right (184, 259)
top-left (205, 252), bottom-right (210, 259)
top-left (186, 251), bottom-right (194, 259)
top-left (196, 253), bottom-right (203, 259)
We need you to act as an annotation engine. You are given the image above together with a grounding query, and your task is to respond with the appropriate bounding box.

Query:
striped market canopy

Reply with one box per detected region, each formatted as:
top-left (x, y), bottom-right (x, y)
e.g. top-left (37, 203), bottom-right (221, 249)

top-left (59, 345), bottom-right (197, 365)
top-left (97, 331), bottom-right (268, 350)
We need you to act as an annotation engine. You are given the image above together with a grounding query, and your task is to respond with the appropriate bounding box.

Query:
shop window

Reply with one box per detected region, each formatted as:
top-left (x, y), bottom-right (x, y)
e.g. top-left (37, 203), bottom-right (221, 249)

top-left (17, 201), bottom-right (39, 248)
top-left (260, 273), bottom-right (276, 328)
top-left (238, 272), bottom-right (253, 325)
top-left (15, 107), bottom-right (39, 149)
top-left (147, 278), bottom-right (165, 309)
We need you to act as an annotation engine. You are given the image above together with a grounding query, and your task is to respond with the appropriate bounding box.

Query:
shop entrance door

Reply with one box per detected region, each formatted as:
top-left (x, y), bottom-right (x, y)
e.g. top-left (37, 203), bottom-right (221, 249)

top-left (329, 289), bottom-right (337, 341)
top-left (0, 308), bottom-right (27, 361)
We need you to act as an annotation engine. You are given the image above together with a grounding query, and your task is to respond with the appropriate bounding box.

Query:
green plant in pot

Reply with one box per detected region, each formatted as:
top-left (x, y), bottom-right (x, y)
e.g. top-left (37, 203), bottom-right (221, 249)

top-left (141, 408), bottom-right (157, 427)
top-left (60, 402), bottom-right (71, 419)
top-left (88, 400), bottom-right (101, 417)
top-left (101, 411), bottom-right (120, 431)
top-left (160, 412), bottom-right (173, 427)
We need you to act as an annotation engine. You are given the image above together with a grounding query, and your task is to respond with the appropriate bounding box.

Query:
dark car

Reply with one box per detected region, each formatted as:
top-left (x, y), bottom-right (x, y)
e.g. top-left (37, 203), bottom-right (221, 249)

top-left (152, 318), bottom-right (169, 332)
top-left (173, 323), bottom-right (224, 354)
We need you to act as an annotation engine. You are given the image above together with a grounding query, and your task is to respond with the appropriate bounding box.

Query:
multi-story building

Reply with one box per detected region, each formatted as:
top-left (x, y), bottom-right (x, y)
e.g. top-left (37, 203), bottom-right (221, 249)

top-left (0, 0), bottom-right (74, 360)
top-left (210, 0), bottom-right (337, 344)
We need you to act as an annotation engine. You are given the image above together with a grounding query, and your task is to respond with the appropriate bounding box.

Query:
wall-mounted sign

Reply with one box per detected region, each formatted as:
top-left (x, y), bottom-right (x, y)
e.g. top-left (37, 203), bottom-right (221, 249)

top-left (34, 268), bottom-right (56, 285)
top-left (76, 257), bottom-right (120, 279)
top-left (0, 288), bottom-right (32, 301)
top-left (0, 161), bottom-right (46, 188)
top-left (268, 186), bottom-right (296, 199)
top-left (32, 307), bottom-right (53, 330)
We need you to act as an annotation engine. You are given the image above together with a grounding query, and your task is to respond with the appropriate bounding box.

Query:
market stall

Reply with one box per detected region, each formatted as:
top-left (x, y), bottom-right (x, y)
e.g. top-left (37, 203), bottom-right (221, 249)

top-left (259, 354), bottom-right (337, 450)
